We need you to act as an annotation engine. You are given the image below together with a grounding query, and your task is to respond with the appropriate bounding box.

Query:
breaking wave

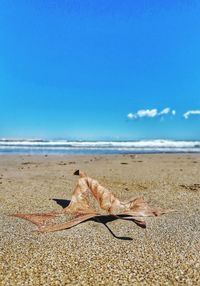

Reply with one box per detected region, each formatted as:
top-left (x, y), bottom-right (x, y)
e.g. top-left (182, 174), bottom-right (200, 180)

top-left (0, 139), bottom-right (199, 154)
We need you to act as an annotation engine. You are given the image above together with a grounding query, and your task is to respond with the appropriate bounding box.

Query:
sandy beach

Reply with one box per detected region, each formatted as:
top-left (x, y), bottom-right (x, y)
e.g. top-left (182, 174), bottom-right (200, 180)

top-left (0, 154), bottom-right (200, 285)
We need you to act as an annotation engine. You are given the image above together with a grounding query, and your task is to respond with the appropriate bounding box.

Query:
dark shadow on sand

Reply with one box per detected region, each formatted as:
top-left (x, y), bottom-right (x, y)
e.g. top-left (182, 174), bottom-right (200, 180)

top-left (94, 216), bottom-right (133, 240)
top-left (51, 199), bottom-right (134, 240)
top-left (51, 198), bottom-right (71, 208)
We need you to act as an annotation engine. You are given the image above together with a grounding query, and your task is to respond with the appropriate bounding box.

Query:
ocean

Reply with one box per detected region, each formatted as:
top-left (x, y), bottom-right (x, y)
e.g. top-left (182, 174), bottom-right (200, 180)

top-left (0, 139), bottom-right (200, 155)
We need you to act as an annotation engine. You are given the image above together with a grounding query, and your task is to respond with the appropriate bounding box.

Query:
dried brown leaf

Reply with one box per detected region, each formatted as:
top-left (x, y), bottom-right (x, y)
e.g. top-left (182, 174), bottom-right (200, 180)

top-left (12, 170), bottom-right (174, 233)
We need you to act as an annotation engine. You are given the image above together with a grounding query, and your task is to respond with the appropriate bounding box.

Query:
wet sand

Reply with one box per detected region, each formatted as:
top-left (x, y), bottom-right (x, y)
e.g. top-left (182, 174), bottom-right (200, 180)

top-left (0, 154), bottom-right (200, 285)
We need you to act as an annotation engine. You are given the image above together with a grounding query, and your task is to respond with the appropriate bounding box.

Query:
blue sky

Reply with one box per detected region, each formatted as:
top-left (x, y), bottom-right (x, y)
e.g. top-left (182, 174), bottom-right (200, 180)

top-left (0, 0), bottom-right (200, 140)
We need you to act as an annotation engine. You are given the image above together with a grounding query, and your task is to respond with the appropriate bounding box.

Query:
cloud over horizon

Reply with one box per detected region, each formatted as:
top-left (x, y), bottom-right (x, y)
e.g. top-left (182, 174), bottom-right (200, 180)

top-left (183, 110), bottom-right (200, 119)
top-left (127, 108), bottom-right (175, 120)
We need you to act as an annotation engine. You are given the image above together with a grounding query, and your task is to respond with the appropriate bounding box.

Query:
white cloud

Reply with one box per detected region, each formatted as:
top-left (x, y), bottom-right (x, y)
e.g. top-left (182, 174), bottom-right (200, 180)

top-left (127, 109), bottom-right (158, 119)
top-left (137, 109), bottom-right (158, 118)
top-left (159, 107), bottom-right (170, 115)
top-left (183, 110), bottom-right (200, 119)
top-left (127, 113), bottom-right (135, 119)
top-left (127, 107), bottom-right (175, 120)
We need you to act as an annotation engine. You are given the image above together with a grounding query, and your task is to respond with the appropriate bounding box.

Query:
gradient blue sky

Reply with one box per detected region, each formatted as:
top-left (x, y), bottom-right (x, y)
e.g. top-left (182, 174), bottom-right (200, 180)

top-left (0, 0), bottom-right (200, 140)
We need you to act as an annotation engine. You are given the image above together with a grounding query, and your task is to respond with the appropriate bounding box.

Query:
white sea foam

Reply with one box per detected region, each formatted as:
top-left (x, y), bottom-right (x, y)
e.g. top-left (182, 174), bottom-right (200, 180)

top-left (0, 139), bottom-right (199, 154)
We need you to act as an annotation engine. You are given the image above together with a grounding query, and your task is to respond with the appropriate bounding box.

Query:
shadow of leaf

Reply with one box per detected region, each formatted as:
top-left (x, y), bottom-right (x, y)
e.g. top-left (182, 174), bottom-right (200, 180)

top-left (51, 199), bottom-right (134, 240)
top-left (51, 198), bottom-right (71, 209)
top-left (93, 216), bottom-right (133, 241)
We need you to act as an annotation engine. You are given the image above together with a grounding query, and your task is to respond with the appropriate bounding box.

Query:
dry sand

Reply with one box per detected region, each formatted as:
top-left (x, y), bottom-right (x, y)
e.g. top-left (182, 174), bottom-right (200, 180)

top-left (0, 154), bottom-right (200, 285)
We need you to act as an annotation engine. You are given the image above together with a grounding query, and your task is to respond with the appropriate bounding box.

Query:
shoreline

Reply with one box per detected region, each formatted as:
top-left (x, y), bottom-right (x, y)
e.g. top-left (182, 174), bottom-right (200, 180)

top-left (0, 152), bottom-right (200, 156)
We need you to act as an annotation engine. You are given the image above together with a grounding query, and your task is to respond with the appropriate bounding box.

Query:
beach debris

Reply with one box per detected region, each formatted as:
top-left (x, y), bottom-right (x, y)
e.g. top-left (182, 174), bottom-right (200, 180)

top-left (21, 162), bottom-right (33, 165)
top-left (130, 154), bottom-right (137, 159)
top-left (13, 170), bottom-right (174, 233)
top-left (58, 162), bottom-right (67, 165)
top-left (58, 161), bottom-right (76, 165)
top-left (180, 184), bottom-right (200, 192)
